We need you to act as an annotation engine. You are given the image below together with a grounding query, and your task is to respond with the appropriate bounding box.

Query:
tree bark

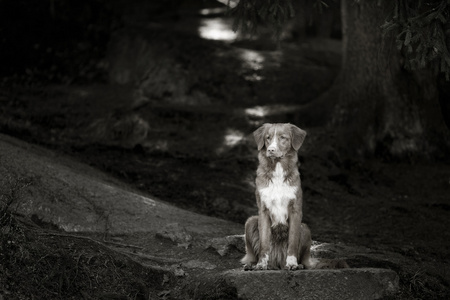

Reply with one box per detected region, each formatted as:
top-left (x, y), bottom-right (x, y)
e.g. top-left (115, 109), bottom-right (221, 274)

top-left (333, 0), bottom-right (450, 159)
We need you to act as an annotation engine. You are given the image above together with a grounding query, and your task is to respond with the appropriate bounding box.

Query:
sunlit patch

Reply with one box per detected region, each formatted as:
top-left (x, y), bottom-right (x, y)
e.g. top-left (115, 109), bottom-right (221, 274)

top-left (216, 128), bottom-right (244, 154)
top-left (239, 49), bottom-right (265, 71)
top-left (199, 7), bottom-right (227, 16)
top-left (244, 105), bottom-right (302, 119)
top-left (198, 18), bottom-right (237, 41)
top-left (224, 129), bottom-right (244, 146)
top-left (244, 73), bottom-right (263, 81)
top-left (215, 0), bottom-right (238, 8)
top-left (245, 106), bottom-right (269, 118)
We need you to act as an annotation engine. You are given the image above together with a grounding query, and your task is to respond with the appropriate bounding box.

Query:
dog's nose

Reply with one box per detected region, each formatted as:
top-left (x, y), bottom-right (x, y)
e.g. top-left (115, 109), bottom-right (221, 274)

top-left (267, 147), bottom-right (275, 153)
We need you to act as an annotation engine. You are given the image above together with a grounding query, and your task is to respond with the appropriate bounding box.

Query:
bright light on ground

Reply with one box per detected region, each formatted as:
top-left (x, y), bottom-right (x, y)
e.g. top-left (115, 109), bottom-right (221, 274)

top-left (245, 105), bottom-right (302, 118)
top-left (245, 106), bottom-right (268, 118)
top-left (198, 18), bottom-right (237, 41)
top-left (238, 49), bottom-right (265, 81)
top-left (239, 49), bottom-right (265, 71)
top-left (215, 0), bottom-right (238, 8)
top-left (216, 128), bottom-right (244, 154)
top-left (224, 129), bottom-right (244, 147)
top-left (199, 7), bottom-right (227, 16)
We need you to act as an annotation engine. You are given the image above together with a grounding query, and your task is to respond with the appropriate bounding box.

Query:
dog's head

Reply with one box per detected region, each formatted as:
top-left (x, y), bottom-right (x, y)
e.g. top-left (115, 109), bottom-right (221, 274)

top-left (253, 123), bottom-right (306, 158)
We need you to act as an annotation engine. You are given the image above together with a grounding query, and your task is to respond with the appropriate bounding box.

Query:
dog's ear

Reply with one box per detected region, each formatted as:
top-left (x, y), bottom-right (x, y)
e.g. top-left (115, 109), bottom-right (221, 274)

top-left (253, 123), bottom-right (271, 151)
top-left (290, 124), bottom-right (307, 151)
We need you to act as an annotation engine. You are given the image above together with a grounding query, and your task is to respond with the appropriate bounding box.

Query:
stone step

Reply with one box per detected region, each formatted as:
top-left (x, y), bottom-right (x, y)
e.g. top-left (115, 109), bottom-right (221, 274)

top-left (221, 268), bottom-right (399, 300)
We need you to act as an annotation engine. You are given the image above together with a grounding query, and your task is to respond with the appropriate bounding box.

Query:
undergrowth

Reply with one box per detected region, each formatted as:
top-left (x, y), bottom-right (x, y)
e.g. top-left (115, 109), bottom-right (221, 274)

top-left (0, 172), bottom-right (171, 300)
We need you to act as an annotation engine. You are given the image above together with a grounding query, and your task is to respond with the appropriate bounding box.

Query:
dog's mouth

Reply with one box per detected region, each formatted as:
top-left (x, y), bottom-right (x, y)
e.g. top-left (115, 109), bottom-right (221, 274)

top-left (266, 152), bottom-right (285, 159)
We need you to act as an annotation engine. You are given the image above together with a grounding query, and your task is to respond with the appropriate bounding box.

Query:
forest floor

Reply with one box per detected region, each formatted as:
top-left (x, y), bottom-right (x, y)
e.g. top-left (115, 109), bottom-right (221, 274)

top-left (1, 4), bottom-right (450, 300)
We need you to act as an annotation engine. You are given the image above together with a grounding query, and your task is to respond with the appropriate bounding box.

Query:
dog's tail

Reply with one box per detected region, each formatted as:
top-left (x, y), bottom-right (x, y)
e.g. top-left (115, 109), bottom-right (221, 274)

top-left (307, 258), bottom-right (349, 269)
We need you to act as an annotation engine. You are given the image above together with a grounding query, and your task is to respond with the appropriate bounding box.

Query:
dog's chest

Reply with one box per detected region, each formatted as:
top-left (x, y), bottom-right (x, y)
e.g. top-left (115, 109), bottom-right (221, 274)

top-left (258, 162), bottom-right (297, 225)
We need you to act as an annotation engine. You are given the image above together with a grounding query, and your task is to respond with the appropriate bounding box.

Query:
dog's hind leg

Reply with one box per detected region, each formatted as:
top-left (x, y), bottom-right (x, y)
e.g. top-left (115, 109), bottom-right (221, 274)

top-left (298, 223), bottom-right (313, 269)
top-left (299, 241), bottom-right (313, 269)
top-left (241, 216), bottom-right (260, 270)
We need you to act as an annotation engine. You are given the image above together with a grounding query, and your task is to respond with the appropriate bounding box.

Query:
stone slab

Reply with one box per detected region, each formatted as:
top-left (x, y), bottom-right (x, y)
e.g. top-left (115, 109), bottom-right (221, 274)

top-left (222, 268), bottom-right (399, 300)
top-left (0, 133), bottom-right (242, 237)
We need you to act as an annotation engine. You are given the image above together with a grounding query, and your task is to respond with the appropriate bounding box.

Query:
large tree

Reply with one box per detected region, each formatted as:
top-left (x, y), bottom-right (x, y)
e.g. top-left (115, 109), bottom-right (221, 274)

top-left (232, 0), bottom-right (450, 159)
top-left (334, 0), bottom-right (450, 159)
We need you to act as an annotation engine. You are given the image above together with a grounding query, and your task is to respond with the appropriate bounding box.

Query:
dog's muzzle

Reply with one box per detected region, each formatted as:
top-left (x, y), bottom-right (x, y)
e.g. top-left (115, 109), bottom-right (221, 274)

top-left (266, 147), bottom-right (284, 158)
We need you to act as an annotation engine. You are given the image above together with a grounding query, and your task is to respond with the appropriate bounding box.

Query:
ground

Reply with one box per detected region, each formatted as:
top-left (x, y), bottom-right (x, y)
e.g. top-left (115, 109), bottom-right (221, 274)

top-left (0, 2), bottom-right (450, 299)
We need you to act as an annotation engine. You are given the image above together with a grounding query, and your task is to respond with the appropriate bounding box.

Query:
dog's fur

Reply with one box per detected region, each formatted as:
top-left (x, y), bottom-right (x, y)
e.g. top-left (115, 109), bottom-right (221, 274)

top-left (241, 123), bottom-right (348, 270)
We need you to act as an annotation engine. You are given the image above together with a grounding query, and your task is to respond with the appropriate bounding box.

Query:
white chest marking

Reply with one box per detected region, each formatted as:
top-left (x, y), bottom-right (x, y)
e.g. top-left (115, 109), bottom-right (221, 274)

top-left (259, 163), bottom-right (297, 225)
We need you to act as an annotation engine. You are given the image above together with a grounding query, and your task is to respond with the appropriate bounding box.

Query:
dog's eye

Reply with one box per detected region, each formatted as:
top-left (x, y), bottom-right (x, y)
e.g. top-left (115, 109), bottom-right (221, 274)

top-left (266, 136), bottom-right (271, 140)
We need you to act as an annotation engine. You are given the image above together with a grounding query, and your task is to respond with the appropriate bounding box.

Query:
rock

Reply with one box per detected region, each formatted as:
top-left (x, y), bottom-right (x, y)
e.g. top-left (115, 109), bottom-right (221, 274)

top-left (177, 242), bottom-right (191, 250)
top-left (207, 235), bottom-right (245, 256)
top-left (222, 268), bottom-right (399, 300)
top-left (173, 267), bottom-right (187, 277)
top-left (0, 133), bottom-right (242, 237)
top-left (183, 260), bottom-right (217, 270)
top-left (156, 223), bottom-right (193, 245)
top-left (310, 241), bottom-right (348, 259)
top-left (157, 290), bottom-right (171, 299)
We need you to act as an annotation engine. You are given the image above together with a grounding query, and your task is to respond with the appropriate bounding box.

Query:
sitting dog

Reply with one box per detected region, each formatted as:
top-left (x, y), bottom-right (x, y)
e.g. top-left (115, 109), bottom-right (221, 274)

top-left (241, 123), bottom-right (348, 270)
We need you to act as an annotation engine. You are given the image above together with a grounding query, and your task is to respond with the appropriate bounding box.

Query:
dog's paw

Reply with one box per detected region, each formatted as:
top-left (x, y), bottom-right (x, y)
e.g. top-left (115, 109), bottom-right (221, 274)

top-left (285, 255), bottom-right (303, 270)
top-left (254, 254), bottom-right (269, 270)
top-left (243, 264), bottom-right (254, 271)
top-left (254, 261), bottom-right (268, 270)
top-left (254, 264), bottom-right (268, 270)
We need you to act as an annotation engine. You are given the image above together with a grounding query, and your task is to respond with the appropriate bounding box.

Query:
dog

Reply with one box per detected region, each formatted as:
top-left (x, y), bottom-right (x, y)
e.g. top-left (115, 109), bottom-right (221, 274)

top-left (241, 123), bottom-right (348, 270)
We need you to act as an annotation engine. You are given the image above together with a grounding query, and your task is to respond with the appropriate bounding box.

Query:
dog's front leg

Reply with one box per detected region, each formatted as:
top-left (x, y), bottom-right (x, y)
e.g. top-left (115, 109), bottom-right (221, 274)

top-left (286, 210), bottom-right (302, 270)
top-left (254, 210), bottom-right (271, 270)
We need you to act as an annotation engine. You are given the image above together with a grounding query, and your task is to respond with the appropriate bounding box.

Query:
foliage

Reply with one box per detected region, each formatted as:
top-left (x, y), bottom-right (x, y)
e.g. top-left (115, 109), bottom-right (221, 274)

top-left (230, 0), bottom-right (296, 38)
top-left (231, 0), bottom-right (450, 79)
top-left (229, 0), bottom-right (334, 38)
top-left (0, 171), bottom-right (167, 299)
top-left (0, 222), bottom-right (166, 299)
top-left (382, 0), bottom-right (450, 79)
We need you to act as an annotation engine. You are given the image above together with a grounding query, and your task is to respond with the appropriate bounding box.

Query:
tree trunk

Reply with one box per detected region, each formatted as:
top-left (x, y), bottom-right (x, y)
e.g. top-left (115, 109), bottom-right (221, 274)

top-left (333, 0), bottom-right (450, 159)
